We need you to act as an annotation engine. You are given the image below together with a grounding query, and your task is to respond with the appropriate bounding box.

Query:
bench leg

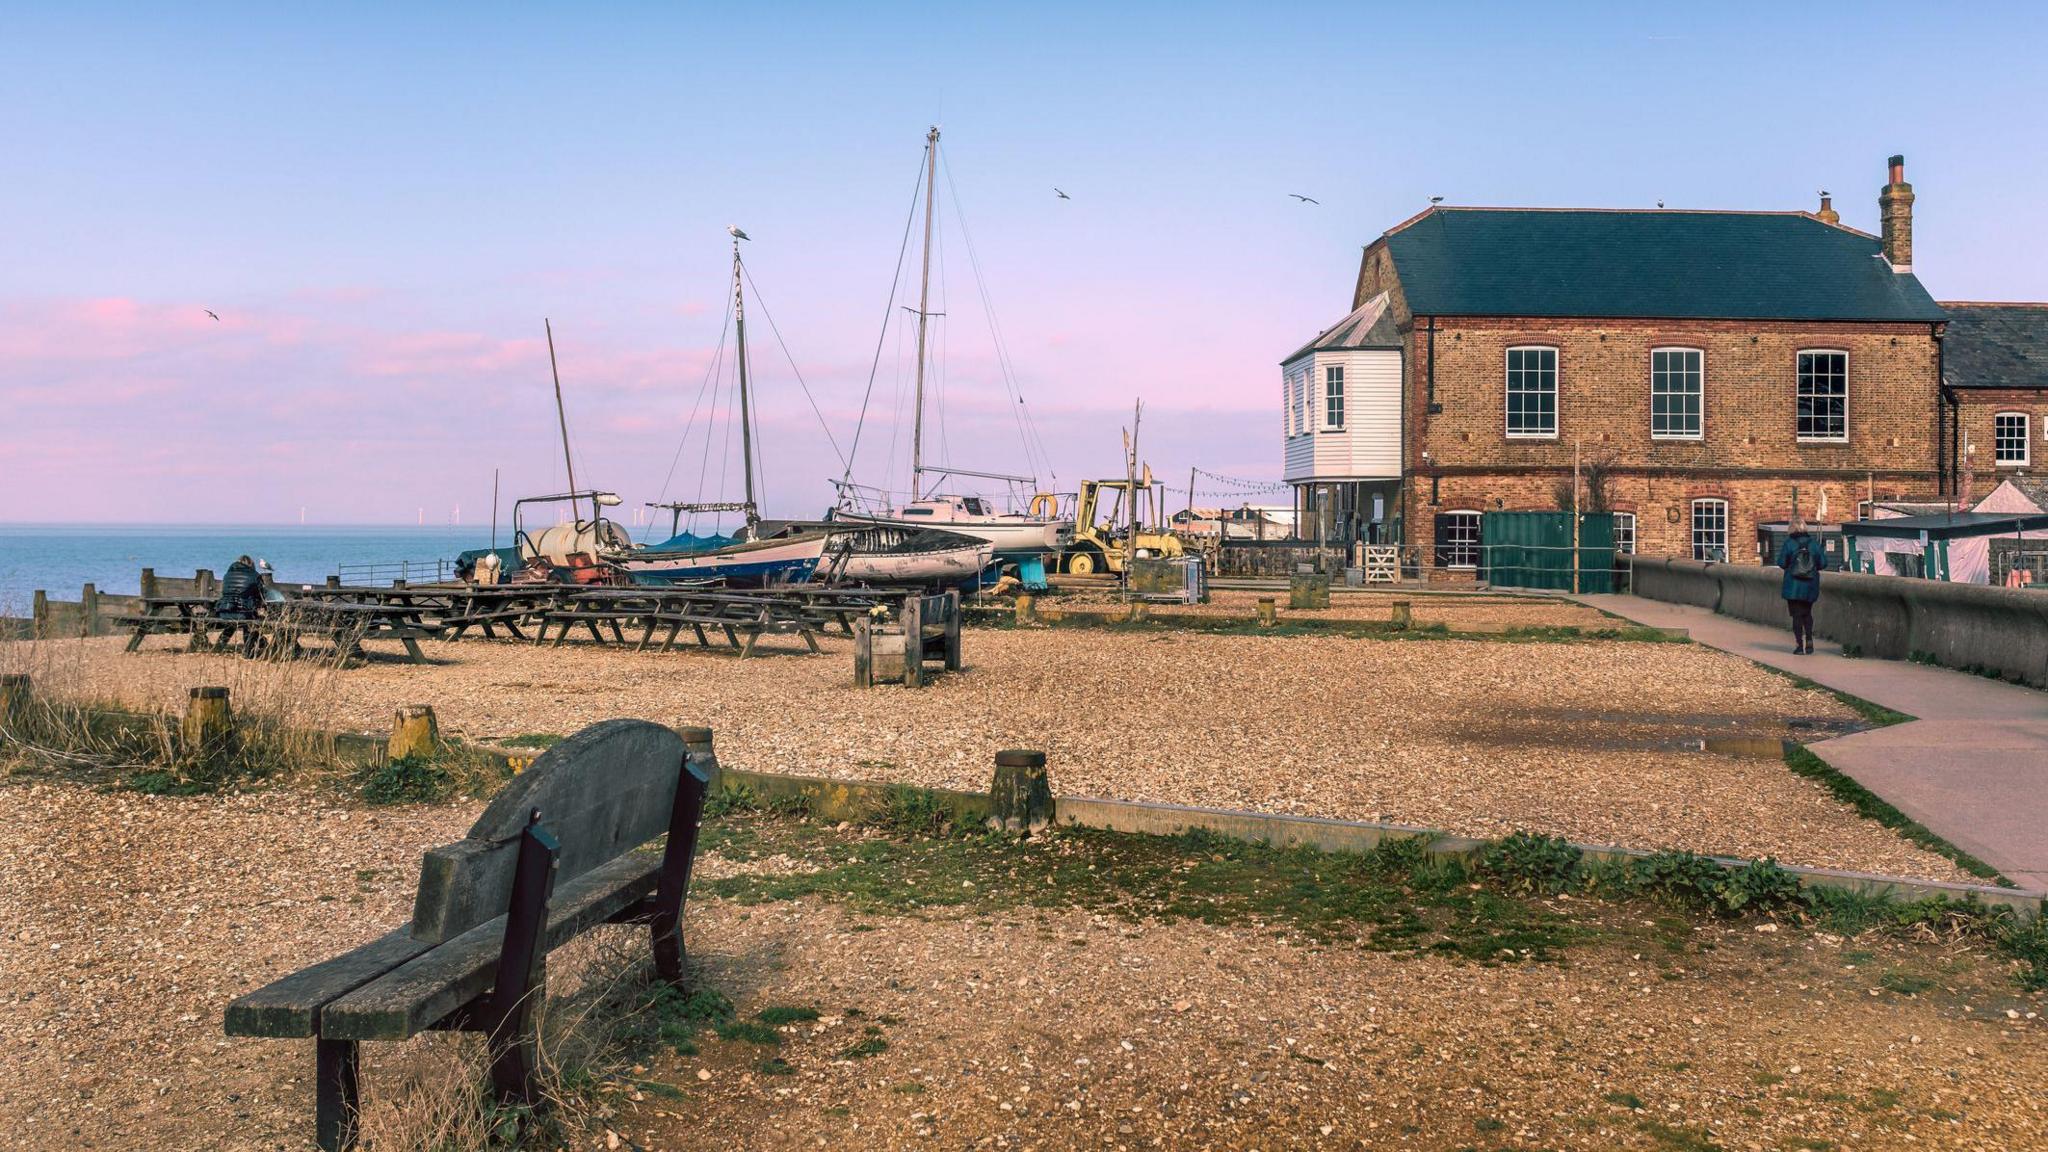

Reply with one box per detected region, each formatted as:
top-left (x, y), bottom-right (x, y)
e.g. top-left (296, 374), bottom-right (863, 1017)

top-left (401, 637), bottom-right (425, 663)
top-left (489, 813), bottom-right (559, 1105)
top-left (125, 628), bottom-right (146, 653)
top-left (650, 753), bottom-right (711, 984)
top-left (315, 1037), bottom-right (361, 1152)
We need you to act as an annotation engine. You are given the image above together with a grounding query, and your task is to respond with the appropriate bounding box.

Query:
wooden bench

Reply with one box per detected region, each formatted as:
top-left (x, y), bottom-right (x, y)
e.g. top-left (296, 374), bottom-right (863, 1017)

top-left (224, 720), bottom-right (714, 1150)
top-left (117, 594), bottom-right (219, 651)
top-left (853, 589), bottom-right (962, 687)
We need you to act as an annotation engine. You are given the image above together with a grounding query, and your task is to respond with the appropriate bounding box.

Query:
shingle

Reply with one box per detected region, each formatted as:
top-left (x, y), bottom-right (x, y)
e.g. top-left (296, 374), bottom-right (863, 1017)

top-left (1383, 208), bottom-right (1946, 323)
top-left (1940, 303), bottom-right (2048, 390)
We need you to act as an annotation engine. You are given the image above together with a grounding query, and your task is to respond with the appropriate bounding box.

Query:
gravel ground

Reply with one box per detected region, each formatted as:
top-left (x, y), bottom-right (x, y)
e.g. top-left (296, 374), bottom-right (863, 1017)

top-left (3, 779), bottom-right (2038, 1151)
top-left (28, 628), bottom-right (1961, 880)
top-left (1063, 587), bottom-right (1618, 629)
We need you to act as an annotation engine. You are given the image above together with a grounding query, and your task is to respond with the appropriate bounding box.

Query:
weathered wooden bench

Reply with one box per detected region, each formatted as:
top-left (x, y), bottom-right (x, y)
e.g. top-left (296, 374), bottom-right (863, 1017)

top-left (853, 589), bottom-right (962, 687)
top-left (224, 720), bottom-right (714, 1151)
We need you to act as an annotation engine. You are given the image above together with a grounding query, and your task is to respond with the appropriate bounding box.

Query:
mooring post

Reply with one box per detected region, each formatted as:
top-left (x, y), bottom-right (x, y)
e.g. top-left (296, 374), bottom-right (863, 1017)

top-left (1391, 600), bottom-right (1412, 630)
top-left (139, 568), bottom-right (159, 600)
top-left (988, 749), bottom-right (1053, 834)
top-left (180, 686), bottom-right (235, 763)
top-left (387, 705), bottom-right (440, 761)
top-left (326, 575), bottom-right (341, 590)
top-left (943, 590), bottom-right (962, 671)
top-left (1014, 594), bottom-right (1035, 624)
top-left (195, 569), bottom-right (216, 599)
top-left (0, 673), bottom-right (30, 735)
top-left (1126, 600), bottom-right (1150, 623)
top-left (852, 620), bottom-right (875, 688)
top-left (903, 596), bottom-right (925, 689)
top-left (80, 583), bottom-right (100, 637)
top-left (31, 590), bottom-right (48, 640)
top-left (1256, 597), bottom-right (1277, 627)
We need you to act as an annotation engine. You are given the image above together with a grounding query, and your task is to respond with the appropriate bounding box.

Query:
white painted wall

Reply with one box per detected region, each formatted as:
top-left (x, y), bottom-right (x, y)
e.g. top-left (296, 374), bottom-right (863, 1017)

top-left (1281, 348), bottom-right (1401, 482)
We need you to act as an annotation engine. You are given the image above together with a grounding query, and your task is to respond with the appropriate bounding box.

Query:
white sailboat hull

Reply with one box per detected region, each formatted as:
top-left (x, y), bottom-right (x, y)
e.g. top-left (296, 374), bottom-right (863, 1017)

top-left (835, 540), bottom-right (995, 585)
top-left (833, 509), bottom-right (1063, 557)
top-left (610, 533), bottom-right (828, 586)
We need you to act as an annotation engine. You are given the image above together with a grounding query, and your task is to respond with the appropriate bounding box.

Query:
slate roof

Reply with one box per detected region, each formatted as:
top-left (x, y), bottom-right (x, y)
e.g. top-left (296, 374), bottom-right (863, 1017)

top-left (1380, 208), bottom-right (1946, 323)
top-left (1283, 291), bottom-right (1401, 363)
top-left (1940, 303), bottom-right (2048, 390)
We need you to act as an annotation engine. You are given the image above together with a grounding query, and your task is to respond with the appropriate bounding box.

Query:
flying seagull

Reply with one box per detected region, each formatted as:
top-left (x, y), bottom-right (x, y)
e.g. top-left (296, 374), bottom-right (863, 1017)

top-left (1289, 194), bottom-right (1319, 204)
top-left (1054, 188), bottom-right (1070, 200)
top-left (727, 224), bottom-right (750, 241)
top-left (204, 310), bottom-right (219, 321)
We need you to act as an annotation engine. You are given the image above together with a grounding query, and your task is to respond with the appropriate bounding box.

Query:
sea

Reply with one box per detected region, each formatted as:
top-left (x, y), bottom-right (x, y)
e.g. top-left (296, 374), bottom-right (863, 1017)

top-left (0, 524), bottom-right (501, 612)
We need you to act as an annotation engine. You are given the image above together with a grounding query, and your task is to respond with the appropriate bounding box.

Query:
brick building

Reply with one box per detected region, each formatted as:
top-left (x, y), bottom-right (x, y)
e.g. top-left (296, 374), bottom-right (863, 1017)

top-left (1940, 302), bottom-right (2048, 505)
top-left (1282, 156), bottom-right (1959, 573)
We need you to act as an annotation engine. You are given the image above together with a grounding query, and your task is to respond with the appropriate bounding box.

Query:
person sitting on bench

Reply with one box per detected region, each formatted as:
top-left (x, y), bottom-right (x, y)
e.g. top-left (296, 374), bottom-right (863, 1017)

top-left (216, 555), bottom-right (268, 620)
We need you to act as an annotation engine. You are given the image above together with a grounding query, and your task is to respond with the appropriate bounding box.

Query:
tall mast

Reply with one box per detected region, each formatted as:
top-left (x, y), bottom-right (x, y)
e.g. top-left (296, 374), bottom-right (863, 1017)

top-left (544, 319), bottom-right (582, 526)
top-left (732, 237), bottom-right (758, 524)
top-left (910, 125), bottom-right (939, 502)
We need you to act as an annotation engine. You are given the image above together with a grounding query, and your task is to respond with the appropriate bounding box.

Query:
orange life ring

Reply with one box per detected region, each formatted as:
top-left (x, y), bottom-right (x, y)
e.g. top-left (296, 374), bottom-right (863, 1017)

top-left (1030, 493), bottom-right (1059, 519)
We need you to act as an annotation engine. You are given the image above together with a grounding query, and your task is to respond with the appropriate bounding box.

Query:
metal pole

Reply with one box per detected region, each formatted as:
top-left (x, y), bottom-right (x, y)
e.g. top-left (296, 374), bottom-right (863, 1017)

top-left (733, 240), bottom-right (758, 524)
top-left (544, 320), bottom-right (581, 526)
top-left (909, 126), bottom-right (940, 502)
top-left (490, 468), bottom-right (500, 551)
top-left (1571, 440), bottom-right (1581, 594)
top-left (1186, 467), bottom-right (1196, 536)
top-left (1125, 401), bottom-right (1142, 585)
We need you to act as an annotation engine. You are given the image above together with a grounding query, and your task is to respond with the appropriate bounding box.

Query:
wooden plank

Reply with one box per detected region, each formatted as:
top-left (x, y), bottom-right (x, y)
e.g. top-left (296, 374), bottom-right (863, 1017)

top-left (224, 928), bottom-right (432, 1038)
top-left (409, 719), bottom-right (686, 943)
top-left (323, 851), bottom-right (662, 1040)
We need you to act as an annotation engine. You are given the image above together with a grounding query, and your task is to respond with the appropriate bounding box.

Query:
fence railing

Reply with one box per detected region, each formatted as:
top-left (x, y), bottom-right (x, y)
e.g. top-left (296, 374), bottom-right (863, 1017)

top-left (333, 558), bottom-right (461, 585)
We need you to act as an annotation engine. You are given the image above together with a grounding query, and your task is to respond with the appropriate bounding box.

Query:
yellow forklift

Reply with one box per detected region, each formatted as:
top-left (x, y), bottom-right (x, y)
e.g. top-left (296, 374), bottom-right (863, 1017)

top-left (1060, 473), bottom-right (1185, 575)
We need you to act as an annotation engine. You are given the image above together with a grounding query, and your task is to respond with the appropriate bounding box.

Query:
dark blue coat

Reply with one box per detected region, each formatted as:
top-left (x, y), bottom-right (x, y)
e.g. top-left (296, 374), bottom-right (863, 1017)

top-left (1777, 533), bottom-right (1822, 603)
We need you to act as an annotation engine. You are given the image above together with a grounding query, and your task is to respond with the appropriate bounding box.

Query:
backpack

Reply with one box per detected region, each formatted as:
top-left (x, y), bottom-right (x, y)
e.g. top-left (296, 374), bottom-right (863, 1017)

top-left (1787, 540), bottom-right (1817, 580)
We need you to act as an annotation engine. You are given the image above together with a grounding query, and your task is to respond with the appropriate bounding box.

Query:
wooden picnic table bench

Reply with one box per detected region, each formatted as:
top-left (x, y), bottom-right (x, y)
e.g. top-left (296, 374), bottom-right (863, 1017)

top-left (185, 601), bottom-right (442, 664)
top-left (225, 720), bottom-right (714, 1151)
top-left (116, 594), bottom-right (219, 651)
top-left (534, 588), bottom-right (832, 657)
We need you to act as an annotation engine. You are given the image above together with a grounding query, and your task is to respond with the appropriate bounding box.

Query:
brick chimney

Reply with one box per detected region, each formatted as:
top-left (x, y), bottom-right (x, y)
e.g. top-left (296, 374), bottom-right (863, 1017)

top-left (1879, 154), bottom-right (1913, 270)
top-left (1816, 192), bottom-right (1839, 226)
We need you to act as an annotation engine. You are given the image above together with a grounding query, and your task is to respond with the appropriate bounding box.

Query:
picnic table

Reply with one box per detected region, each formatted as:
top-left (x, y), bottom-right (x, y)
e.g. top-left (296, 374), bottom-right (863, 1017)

top-left (117, 594), bottom-right (220, 651)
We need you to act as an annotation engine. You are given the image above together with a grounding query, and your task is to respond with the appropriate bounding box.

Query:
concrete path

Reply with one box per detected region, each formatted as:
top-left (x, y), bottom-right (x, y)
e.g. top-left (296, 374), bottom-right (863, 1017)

top-left (1578, 594), bottom-right (2048, 893)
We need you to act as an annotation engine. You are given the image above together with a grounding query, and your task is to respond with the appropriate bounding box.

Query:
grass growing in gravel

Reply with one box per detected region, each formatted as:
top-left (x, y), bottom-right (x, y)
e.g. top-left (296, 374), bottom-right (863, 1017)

top-left (1780, 745), bottom-right (2007, 883)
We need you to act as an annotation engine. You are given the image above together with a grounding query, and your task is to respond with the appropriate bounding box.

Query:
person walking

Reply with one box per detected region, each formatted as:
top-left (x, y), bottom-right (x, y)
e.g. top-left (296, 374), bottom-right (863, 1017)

top-left (1777, 517), bottom-right (1822, 654)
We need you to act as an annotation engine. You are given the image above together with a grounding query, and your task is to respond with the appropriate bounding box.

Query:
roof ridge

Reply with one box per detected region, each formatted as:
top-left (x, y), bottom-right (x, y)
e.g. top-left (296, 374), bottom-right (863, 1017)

top-left (1940, 300), bottom-right (2048, 309)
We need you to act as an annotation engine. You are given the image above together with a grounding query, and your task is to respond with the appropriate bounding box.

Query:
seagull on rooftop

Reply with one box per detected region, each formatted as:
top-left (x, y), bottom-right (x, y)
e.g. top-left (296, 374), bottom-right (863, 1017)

top-left (1289, 193), bottom-right (1319, 204)
top-left (204, 310), bottom-right (219, 321)
top-left (727, 225), bottom-right (750, 241)
top-left (1429, 196), bottom-right (1445, 205)
top-left (1054, 188), bottom-right (1070, 200)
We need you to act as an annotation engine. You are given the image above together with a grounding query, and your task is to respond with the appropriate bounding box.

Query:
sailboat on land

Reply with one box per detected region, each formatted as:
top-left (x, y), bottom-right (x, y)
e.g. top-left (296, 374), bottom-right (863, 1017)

top-left (607, 232), bottom-right (828, 587)
top-left (828, 126), bottom-right (1069, 562)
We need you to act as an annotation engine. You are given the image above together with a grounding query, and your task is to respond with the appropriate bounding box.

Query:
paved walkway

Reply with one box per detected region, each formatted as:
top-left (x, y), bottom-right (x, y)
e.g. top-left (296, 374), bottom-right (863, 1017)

top-left (1578, 594), bottom-right (2048, 893)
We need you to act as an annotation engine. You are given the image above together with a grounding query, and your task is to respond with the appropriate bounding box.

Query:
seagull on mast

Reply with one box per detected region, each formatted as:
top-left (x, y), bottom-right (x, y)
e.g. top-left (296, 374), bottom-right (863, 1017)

top-left (204, 310), bottom-right (219, 321)
top-left (1054, 188), bottom-right (1070, 200)
top-left (1289, 194), bottom-right (1319, 204)
top-left (727, 225), bottom-right (750, 242)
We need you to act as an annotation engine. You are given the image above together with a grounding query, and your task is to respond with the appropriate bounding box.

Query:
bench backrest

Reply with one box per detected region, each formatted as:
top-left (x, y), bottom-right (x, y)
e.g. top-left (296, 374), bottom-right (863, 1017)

top-left (409, 719), bottom-right (688, 944)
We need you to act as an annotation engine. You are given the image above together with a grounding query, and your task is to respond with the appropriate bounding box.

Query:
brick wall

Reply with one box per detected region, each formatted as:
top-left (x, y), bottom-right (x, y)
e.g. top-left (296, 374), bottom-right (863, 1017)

top-left (1399, 316), bottom-right (1944, 566)
top-left (1952, 389), bottom-right (2048, 484)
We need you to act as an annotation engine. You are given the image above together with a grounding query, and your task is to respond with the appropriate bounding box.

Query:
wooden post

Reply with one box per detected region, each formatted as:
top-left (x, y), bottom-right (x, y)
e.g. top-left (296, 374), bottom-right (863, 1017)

top-left (326, 575), bottom-right (342, 590)
top-left (387, 705), bottom-right (440, 761)
top-left (903, 596), bottom-right (925, 689)
top-left (988, 749), bottom-right (1053, 834)
top-left (181, 686), bottom-right (235, 763)
top-left (1390, 600), bottom-right (1412, 630)
top-left (80, 583), bottom-right (100, 637)
top-left (852, 620), bottom-right (875, 688)
top-left (140, 568), bottom-right (159, 600)
top-left (1256, 597), bottom-right (1277, 627)
top-left (0, 673), bottom-right (29, 735)
top-left (942, 590), bottom-right (962, 671)
top-left (195, 569), bottom-right (216, 599)
top-left (1126, 600), bottom-right (1150, 623)
top-left (1014, 594), bottom-right (1035, 624)
top-left (31, 590), bottom-right (48, 640)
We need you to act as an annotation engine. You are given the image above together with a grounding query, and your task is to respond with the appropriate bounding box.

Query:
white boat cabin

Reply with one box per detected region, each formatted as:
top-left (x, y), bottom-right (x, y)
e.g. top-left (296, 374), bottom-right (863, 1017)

top-left (1280, 291), bottom-right (1403, 544)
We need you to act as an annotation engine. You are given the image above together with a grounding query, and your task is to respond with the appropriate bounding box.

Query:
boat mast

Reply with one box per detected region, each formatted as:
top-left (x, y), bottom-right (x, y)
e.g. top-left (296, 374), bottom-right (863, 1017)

top-left (544, 319), bottom-right (583, 527)
top-left (910, 125), bottom-right (939, 502)
top-left (732, 235), bottom-right (759, 527)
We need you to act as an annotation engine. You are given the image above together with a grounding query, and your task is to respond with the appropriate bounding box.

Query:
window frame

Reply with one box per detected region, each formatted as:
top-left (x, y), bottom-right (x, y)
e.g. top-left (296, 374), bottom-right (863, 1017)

top-left (1503, 345), bottom-right (1560, 440)
top-left (1435, 509), bottom-right (1483, 570)
top-left (1795, 349), bottom-right (1849, 444)
top-left (1649, 346), bottom-right (1705, 441)
top-left (1612, 511), bottom-right (1637, 555)
top-left (1323, 364), bottom-right (1345, 431)
top-left (1690, 498), bottom-right (1729, 562)
top-left (1993, 411), bottom-right (2031, 467)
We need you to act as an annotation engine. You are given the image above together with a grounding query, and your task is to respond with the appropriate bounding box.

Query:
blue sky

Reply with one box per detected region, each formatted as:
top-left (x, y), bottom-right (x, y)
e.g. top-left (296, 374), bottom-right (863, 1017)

top-left (4, 2), bottom-right (2045, 524)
